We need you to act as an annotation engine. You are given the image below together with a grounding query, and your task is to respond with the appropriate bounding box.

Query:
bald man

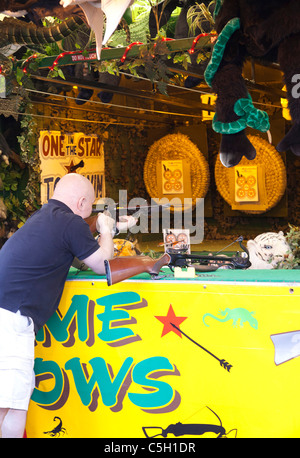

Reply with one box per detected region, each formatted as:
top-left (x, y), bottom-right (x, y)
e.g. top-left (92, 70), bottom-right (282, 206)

top-left (0, 174), bottom-right (136, 438)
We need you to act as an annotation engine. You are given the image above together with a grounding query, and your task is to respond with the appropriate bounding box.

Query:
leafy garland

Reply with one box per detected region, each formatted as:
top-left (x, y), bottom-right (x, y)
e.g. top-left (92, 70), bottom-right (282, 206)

top-left (0, 95), bottom-right (40, 241)
top-left (17, 108), bottom-right (41, 215)
top-left (92, 32), bottom-right (211, 96)
top-left (0, 161), bottom-right (23, 227)
top-left (13, 2), bottom-right (214, 96)
top-left (6, 92), bottom-right (41, 228)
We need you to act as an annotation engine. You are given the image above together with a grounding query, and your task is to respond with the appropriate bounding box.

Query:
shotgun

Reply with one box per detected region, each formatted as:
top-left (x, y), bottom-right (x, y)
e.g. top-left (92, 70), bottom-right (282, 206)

top-left (104, 237), bottom-right (251, 285)
top-left (84, 205), bottom-right (131, 234)
top-left (105, 252), bottom-right (171, 285)
top-left (85, 203), bottom-right (171, 234)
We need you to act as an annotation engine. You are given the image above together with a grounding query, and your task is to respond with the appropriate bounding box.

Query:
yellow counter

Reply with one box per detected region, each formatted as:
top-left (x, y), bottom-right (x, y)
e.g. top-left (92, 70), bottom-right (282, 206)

top-left (26, 268), bottom-right (300, 438)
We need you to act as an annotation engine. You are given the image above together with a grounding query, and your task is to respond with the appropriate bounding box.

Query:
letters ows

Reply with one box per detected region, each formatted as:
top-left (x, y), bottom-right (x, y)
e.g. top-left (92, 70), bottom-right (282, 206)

top-left (33, 292), bottom-right (180, 412)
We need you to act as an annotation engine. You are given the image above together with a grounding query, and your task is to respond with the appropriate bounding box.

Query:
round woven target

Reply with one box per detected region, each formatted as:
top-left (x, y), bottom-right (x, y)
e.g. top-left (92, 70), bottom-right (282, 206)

top-left (144, 133), bottom-right (210, 207)
top-left (214, 135), bottom-right (287, 214)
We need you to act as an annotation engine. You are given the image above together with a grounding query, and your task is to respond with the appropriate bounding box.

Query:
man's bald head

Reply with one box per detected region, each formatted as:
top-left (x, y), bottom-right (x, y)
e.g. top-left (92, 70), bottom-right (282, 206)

top-left (52, 174), bottom-right (95, 218)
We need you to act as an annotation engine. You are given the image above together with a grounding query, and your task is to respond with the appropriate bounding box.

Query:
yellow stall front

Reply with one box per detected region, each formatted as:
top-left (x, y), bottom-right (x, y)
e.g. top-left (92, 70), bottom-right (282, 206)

top-left (25, 267), bottom-right (300, 438)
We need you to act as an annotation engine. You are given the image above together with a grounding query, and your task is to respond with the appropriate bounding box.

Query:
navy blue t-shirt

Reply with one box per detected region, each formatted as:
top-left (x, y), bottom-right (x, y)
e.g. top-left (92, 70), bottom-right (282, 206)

top-left (0, 199), bottom-right (99, 332)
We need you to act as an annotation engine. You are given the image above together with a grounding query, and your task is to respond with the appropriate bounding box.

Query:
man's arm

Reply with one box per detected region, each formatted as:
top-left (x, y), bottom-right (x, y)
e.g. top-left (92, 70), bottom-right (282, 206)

top-left (81, 213), bottom-right (114, 274)
top-left (81, 234), bottom-right (114, 274)
top-left (81, 213), bottom-right (137, 275)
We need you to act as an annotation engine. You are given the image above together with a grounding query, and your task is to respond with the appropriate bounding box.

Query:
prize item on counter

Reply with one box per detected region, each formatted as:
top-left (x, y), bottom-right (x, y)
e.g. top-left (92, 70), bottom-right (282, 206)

top-left (163, 229), bottom-right (191, 254)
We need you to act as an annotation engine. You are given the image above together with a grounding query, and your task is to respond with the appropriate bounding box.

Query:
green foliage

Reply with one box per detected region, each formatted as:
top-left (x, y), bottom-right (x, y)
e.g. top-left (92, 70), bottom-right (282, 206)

top-left (196, 50), bottom-right (211, 65)
top-left (10, 0), bottom-right (214, 97)
top-left (276, 224), bottom-right (300, 269)
top-left (96, 59), bottom-right (120, 76)
top-left (17, 109), bottom-right (41, 214)
top-left (122, 35), bottom-right (173, 95)
top-left (0, 162), bottom-right (21, 192)
top-left (0, 161), bottom-right (26, 223)
top-left (171, 52), bottom-right (192, 71)
top-left (95, 33), bottom-right (179, 95)
top-left (48, 66), bottom-right (66, 80)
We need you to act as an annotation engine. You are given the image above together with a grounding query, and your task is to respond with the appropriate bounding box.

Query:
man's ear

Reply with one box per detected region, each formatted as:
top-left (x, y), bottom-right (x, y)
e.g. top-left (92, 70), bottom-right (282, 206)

top-left (78, 196), bottom-right (86, 210)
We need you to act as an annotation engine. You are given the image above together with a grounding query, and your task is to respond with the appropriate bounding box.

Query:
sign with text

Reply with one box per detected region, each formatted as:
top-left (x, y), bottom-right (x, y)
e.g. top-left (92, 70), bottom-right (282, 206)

top-left (26, 277), bottom-right (300, 438)
top-left (39, 131), bottom-right (105, 204)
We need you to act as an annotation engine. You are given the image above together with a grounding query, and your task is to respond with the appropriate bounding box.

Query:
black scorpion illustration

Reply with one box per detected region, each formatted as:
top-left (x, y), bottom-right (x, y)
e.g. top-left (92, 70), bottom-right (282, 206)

top-left (44, 416), bottom-right (66, 437)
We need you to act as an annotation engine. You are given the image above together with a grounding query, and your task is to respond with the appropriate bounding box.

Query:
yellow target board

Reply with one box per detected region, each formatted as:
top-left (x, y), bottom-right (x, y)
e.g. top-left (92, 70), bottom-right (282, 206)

top-left (26, 275), bottom-right (300, 438)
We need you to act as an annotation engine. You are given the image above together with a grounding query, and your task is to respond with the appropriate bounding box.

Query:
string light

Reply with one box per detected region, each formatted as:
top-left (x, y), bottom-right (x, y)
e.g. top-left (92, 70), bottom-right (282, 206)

top-left (48, 48), bottom-right (113, 71)
top-left (18, 34), bottom-right (216, 76)
top-left (188, 33), bottom-right (217, 54)
top-left (49, 51), bottom-right (83, 72)
top-left (120, 42), bottom-right (143, 63)
top-left (22, 53), bottom-right (38, 73)
top-left (153, 37), bottom-right (174, 48)
top-left (151, 37), bottom-right (174, 57)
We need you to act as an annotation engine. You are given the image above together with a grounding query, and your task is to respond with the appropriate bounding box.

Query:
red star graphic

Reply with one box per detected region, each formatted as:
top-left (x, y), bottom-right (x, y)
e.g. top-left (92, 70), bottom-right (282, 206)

top-left (155, 304), bottom-right (187, 337)
top-left (64, 160), bottom-right (76, 173)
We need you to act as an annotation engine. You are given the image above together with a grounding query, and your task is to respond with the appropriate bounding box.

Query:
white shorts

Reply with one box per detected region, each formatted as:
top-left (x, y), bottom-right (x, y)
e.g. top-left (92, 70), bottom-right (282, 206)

top-left (0, 308), bottom-right (35, 411)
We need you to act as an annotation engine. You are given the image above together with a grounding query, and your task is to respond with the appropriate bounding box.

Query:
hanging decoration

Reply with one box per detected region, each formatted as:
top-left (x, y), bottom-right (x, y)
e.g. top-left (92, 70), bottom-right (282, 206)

top-left (204, 0), bottom-right (300, 168)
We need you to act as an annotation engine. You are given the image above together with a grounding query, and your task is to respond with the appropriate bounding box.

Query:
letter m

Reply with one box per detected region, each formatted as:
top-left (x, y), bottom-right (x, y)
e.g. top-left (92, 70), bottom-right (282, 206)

top-left (36, 295), bottom-right (95, 346)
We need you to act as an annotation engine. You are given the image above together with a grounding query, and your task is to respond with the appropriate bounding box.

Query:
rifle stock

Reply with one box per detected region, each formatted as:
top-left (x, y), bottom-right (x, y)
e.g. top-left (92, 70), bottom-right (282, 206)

top-left (105, 253), bottom-right (171, 286)
top-left (85, 214), bottom-right (98, 233)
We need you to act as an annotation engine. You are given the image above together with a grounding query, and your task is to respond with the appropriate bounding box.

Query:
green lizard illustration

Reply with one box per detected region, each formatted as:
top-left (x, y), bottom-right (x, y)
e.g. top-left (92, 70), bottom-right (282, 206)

top-left (203, 308), bottom-right (258, 329)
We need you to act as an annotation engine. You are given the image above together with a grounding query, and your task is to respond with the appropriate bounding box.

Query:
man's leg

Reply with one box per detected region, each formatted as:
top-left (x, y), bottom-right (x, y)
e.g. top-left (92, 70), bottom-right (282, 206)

top-left (1, 409), bottom-right (27, 438)
top-left (0, 309), bottom-right (35, 439)
top-left (0, 408), bottom-right (8, 436)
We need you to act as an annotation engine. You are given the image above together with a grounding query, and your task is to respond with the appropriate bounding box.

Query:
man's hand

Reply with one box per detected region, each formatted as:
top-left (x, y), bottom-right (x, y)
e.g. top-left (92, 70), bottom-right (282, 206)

top-left (59, 0), bottom-right (73, 7)
top-left (96, 212), bottom-right (115, 234)
top-left (117, 215), bottom-right (138, 233)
